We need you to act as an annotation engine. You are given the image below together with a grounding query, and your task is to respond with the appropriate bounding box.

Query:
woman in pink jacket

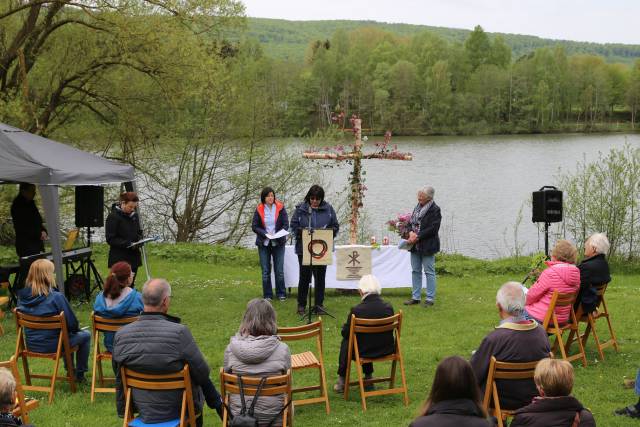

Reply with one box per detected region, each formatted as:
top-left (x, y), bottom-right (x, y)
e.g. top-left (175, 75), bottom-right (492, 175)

top-left (526, 240), bottom-right (580, 324)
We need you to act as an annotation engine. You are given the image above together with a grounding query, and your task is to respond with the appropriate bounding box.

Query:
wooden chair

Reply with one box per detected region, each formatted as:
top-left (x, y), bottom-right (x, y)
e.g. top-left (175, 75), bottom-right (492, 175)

top-left (277, 318), bottom-right (330, 413)
top-left (90, 312), bottom-right (140, 402)
top-left (220, 369), bottom-right (293, 427)
top-left (566, 283), bottom-right (619, 361)
top-left (0, 356), bottom-right (39, 424)
top-left (0, 280), bottom-right (9, 335)
top-left (343, 311), bottom-right (408, 411)
top-left (14, 309), bottom-right (78, 403)
top-left (121, 365), bottom-right (197, 427)
top-left (540, 291), bottom-right (588, 367)
top-left (482, 356), bottom-right (546, 427)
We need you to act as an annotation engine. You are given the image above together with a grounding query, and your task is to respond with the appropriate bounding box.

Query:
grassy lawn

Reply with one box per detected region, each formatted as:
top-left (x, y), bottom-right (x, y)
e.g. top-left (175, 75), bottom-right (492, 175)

top-left (1, 247), bottom-right (639, 426)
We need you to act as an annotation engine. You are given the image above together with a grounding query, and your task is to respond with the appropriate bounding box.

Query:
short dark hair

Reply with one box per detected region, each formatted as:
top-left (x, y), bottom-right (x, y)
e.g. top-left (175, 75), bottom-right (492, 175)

top-left (260, 187), bottom-right (275, 204)
top-left (304, 185), bottom-right (325, 204)
top-left (119, 192), bottom-right (139, 203)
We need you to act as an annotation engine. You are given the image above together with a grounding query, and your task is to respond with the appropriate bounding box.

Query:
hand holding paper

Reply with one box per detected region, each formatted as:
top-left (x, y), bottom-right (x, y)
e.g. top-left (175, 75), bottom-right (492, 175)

top-left (265, 229), bottom-right (289, 240)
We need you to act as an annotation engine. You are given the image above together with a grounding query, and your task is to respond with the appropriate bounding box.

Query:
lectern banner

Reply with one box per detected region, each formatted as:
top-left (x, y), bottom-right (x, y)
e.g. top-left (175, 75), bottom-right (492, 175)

top-left (301, 229), bottom-right (334, 266)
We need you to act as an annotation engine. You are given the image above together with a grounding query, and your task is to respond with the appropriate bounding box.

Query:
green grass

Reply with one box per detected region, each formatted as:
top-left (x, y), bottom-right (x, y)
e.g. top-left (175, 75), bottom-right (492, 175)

top-left (1, 247), bottom-right (640, 426)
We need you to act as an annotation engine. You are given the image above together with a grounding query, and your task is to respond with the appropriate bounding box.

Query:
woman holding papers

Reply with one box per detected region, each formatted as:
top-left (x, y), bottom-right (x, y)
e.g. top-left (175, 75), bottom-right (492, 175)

top-left (252, 187), bottom-right (289, 301)
top-left (105, 192), bottom-right (143, 283)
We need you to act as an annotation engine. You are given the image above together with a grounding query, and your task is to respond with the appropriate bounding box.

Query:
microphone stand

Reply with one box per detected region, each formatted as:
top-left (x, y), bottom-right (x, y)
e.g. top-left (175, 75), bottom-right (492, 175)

top-left (304, 205), bottom-right (314, 324)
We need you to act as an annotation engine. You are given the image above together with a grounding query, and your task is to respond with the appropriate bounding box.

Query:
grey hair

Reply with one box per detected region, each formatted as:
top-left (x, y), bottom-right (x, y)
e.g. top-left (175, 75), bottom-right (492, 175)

top-left (586, 233), bottom-right (610, 255)
top-left (0, 367), bottom-right (16, 408)
top-left (418, 186), bottom-right (435, 200)
top-left (358, 274), bottom-right (381, 295)
top-left (239, 298), bottom-right (278, 337)
top-left (496, 281), bottom-right (526, 316)
top-left (142, 278), bottom-right (171, 307)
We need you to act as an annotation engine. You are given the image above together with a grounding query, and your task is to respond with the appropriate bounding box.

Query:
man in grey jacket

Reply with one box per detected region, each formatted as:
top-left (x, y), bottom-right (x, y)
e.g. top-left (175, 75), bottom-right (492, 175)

top-left (112, 278), bottom-right (222, 426)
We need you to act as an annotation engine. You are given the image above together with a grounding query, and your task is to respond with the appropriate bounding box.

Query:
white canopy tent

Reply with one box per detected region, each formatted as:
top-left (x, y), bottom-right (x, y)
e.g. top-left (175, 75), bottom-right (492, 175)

top-left (0, 123), bottom-right (135, 290)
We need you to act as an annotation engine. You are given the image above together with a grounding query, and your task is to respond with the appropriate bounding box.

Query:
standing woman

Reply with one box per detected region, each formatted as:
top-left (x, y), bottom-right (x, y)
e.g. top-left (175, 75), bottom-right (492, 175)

top-left (105, 192), bottom-right (143, 284)
top-left (290, 185), bottom-right (339, 316)
top-left (251, 187), bottom-right (289, 301)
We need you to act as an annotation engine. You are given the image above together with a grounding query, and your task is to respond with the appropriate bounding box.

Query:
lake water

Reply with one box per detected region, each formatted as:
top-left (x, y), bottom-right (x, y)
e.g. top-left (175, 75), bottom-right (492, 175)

top-left (299, 133), bottom-right (640, 259)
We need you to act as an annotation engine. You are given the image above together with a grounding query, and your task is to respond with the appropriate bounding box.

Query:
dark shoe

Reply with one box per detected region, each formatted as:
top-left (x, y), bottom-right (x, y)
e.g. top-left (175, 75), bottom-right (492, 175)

top-left (614, 405), bottom-right (640, 418)
top-left (403, 299), bottom-right (420, 305)
top-left (297, 305), bottom-right (305, 316)
top-left (75, 375), bottom-right (87, 385)
top-left (363, 374), bottom-right (375, 392)
top-left (423, 300), bottom-right (434, 307)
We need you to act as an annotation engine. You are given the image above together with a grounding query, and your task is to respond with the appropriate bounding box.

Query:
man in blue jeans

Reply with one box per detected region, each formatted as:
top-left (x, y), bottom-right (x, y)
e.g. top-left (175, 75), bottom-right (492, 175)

top-left (404, 186), bottom-right (441, 307)
top-left (615, 369), bottom-right (640, 418)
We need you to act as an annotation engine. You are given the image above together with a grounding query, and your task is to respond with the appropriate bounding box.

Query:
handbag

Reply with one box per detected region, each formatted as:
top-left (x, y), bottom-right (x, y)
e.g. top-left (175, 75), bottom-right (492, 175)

top-left (227, 375), bottom-right (292, 427)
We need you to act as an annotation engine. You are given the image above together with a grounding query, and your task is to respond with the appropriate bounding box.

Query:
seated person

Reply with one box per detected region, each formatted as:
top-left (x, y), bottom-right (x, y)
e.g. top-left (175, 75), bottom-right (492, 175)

top-left (410, 356), bottom-right (493, 427)
top-left (113, 279), bottom-right (222, 427)
top-left (526, 240), bottom-right (580, 324)
top-left (333, 274), bottom-right (395, 393)
top-left (93, 261), bottom-right (143, 352)
top-left (471, 282), bottom-right (550, 410)
top-left (576, 233), bottom-right (611, 314)
top-left (510, 358), bottom-right (595, 426)
top-left (0, 367), bottom-right (35, 427)
top-left (224, 298), bottom-right (291, 427)
top-left (16, 259), bottom-right (90, 383)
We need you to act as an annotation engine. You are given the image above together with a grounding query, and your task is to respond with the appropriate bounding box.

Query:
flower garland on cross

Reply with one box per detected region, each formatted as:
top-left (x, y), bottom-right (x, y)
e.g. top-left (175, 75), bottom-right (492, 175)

top-left (303, 114), bottom-right (412, 244)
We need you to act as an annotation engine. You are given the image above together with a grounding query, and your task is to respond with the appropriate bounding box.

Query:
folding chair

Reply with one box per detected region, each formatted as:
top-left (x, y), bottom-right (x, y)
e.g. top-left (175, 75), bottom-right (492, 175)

top-left (278, 318), bottom-right (330, 413)
top-left (91, 312), bottom-right (140, 402)
top-left (567, 283), bottom-right (619, 361)
top-left (482, 356), bottom-right (546, 427)
top-left (0, 356), bottom-right (39, 424)
top-left (220, 369), bottom-right (293, 427)
top-left (540, 291), bottom-right (587, 367)
top-left (14, 309), bottom-right (78, 403)
top-left (121, 365), bottom-right (198, 427)
top-left (343, 311), bottom-right (408, 411)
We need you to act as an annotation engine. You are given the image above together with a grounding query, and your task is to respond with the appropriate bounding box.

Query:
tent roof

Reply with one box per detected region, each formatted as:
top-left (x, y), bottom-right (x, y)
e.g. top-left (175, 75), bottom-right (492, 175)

top-left (0, 123), bottom-right (134, 185)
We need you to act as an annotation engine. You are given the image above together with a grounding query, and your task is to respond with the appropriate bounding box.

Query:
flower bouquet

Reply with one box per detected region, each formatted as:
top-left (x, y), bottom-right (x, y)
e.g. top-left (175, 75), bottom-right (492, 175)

top-left (387, 212), bottom-right (414, 251)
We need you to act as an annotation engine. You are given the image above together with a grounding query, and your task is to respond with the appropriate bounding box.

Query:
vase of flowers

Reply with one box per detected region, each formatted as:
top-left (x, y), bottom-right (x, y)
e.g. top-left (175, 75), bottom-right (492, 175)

top-left (386, 213), bottom-right (414, 250)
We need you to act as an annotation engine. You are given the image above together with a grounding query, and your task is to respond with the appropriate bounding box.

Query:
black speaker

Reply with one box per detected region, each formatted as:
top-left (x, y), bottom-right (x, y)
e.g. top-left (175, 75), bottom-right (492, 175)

top-left (532, 187), bottom-right (563, 223)
top-left (75, 186), bottom-right (104, 227)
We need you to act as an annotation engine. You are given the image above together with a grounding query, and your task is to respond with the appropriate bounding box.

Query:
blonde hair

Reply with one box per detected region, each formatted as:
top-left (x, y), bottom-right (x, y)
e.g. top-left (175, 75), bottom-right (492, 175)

top-left (0, 367), bottom-right (16, 408)
top-left (551, 240), bottom-right (577, 264)
top-left (26, 259), bottom-right (56, 297)
top-left (534, 358), bottom-right (573, 397)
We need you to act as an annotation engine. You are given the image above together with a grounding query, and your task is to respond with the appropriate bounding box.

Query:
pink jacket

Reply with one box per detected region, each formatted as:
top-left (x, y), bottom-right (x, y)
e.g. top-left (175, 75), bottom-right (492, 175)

top-left (525, 260), bottom-right (580, 324)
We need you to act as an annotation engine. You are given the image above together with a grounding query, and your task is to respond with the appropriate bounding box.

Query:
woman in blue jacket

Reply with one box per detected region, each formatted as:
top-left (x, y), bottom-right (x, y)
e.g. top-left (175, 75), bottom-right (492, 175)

top-left (17, 259), bottom-right (91, 383)
top-left (93, 261), bottom-right (143, 352)
top-left (290, 185), bottom-right (339, 315)
top-left (251, 187), bottom-right (289, 301)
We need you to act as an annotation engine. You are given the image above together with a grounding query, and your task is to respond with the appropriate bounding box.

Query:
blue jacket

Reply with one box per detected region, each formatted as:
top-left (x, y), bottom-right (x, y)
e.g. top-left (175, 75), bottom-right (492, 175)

top-left (290, 201), bottom-right (339, 255)
top-left (251, 201), bottom-right (289, 246)
top-left (17, 287), bottom-right (80, 353)
top-left (93, 289), bottom-right (144, 352)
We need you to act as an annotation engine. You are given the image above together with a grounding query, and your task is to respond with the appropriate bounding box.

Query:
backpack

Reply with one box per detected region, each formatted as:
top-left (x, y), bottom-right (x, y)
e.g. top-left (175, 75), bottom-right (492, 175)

top-left (227, 375), bottom-right (291, 427)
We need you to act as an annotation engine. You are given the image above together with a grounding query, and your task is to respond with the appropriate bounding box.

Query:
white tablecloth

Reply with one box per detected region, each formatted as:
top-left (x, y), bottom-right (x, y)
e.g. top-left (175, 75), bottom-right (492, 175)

top-left (281, 245), bottom-right (413, 289)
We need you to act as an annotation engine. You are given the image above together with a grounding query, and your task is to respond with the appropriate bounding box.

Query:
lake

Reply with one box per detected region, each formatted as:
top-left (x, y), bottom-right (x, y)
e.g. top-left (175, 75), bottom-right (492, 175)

top-left (300, 133), bottom-right (640, 259)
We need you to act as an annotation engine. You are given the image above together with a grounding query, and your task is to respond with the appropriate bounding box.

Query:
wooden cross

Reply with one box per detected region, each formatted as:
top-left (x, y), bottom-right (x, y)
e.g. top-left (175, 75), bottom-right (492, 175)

top-left (303, 116), bottom-right (412, 244)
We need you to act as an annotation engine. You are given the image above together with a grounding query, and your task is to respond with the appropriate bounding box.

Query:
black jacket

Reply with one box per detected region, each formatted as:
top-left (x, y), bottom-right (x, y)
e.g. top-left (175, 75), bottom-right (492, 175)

top-left (411, 202), bottom-right (441, 256)
top-left (290, 201), bottom-right (339, 255)
top-left (341, 294), bottom-right (395, 358)
top-left (510, 396), bottom-right (596, 427)
top-left (409, 399), bottom-right (494, 427)
top-left (105, 204), bottom-right (143, 268)
top-left (576, 253), bottom-right (610, 313)
top-left (11, 194), bottom-right (46, 257)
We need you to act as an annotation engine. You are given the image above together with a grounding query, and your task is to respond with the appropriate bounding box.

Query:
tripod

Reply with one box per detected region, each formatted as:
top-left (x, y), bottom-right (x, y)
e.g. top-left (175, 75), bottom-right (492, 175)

top-left (85, 227), bottom-right (103, 296)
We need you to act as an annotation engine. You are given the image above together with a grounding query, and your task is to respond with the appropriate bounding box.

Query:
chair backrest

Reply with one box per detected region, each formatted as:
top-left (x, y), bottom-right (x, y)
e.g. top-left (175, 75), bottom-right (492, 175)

top-left (483, 355), bottom-right (547, 413)
top-left (14, 309), bottom-right (71, 352)
top-left (0, 356), bottom-right (31, 423)
top-left (541, 291), bottom-right (577, 329)
top-left (278, 318), bottom-right (323, 352)
top-left (63, 229), bottom-right (79, 251)
top-left (351, 311), bottom-right (402, 337)
top-left (91, 312), bottom-right (140, 334)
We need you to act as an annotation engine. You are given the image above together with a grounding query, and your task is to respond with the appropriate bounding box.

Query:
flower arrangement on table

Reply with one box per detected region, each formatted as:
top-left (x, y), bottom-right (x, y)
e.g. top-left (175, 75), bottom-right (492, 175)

top-left (386, 212), bottom-right (414, 250)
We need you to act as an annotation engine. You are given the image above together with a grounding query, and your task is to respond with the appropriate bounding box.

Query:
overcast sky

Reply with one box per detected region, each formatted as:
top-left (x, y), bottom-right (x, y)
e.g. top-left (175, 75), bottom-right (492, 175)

top-left (241, 0), bottom-right (639, 45)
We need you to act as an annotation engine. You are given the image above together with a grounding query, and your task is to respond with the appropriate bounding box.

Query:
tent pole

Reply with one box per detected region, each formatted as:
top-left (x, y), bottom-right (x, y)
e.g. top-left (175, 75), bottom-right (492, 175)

top-left (38, 185), bottom-right (65, 293)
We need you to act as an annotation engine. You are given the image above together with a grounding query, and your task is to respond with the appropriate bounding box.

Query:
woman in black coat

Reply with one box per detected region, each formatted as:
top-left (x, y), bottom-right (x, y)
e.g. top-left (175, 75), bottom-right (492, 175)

top-left (576, 233), bottom-right (611, 313)
top-left (409, 356), bottom-right (494, 427)
top-left (105, 192), bottom-right (143, 282)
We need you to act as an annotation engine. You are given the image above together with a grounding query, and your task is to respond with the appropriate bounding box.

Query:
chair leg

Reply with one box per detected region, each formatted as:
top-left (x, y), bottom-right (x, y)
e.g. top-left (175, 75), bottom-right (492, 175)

top-left (64, 350), bottom-right (77, 393)
top-left (398, 355), bottom-right (409, 407)
top-left (588, 316), bottom-right (605, 361)
top-left (356, 362), bottom-right (367, 411)
top-left (555, 330), bottom-right (568, 360)
top-left (318, 365), bottom-right (330, 414)
top-left (604, 314), bottom-right (620, 351)
top-left (389, 359), bottom-right (397, 389)
top-left (493, 384), bottom-right (504, 427)
top-left (21, 353), bottom-right (31, 386)
top-left (91, 339), bottom-right (99, 402)
top-left (50, 354), bottom-right (61, 404)
top-left (343, 357), bottom-right (352, 401)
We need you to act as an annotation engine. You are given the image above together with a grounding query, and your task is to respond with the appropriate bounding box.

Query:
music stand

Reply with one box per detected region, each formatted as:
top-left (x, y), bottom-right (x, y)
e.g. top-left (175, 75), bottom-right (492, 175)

top-left (84, 227), bottom-right (103, 297)
top-left (301, 228), bottom-right (335, 323)
top-left (128, 237), bottom-right (157, 280)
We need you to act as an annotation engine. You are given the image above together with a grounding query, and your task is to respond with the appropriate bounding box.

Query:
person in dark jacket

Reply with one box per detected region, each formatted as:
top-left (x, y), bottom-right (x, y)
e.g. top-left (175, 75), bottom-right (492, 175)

top-left (93, 261), bottom-right (143, 352)
top-left (576, 233), bottom-right (611, 314)
top-left (510, 358), bottom-right (595, 427)
top-left (105, 192), bottom-right (143, 281)
top-left (0, 367), bottom-right (35, 427)
top-left (16, 259), bottom-right (90, 383)
top-left (11, 183), bottom-right (47, 258)
top-left (290, 185), bottom-right (339, 315)
top-left (112, 278), bottom-right (222, 427)
top-left (251, 187), bottom-right (289, 301)
top-left (404, 186), bottom-right (441, 307)
top-left (470, 282), bottom-right (550, 411)
top-left (410, 356), bottom-right (494, 427)
top-left (333, 275), bottom-right (394, 393)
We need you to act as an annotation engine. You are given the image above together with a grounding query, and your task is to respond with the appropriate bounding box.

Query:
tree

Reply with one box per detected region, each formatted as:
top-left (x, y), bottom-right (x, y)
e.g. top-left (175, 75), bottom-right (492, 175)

top-left (627, 60), bottom-right (640, 129)
top-left (464, 25), bottom-right (491, 71)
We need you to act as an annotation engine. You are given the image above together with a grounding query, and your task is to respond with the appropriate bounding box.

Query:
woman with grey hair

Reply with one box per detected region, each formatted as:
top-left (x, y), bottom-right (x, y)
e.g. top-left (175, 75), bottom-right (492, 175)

top-left (404, 186), bottom-right (442, 307)
top-left (223, 299), bottom-right (291, 426)
top-left (576, 232), bottom-right (611, 313)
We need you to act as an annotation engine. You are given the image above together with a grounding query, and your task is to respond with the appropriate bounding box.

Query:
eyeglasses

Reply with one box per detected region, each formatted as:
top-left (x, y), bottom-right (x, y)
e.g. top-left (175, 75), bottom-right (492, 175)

top-left (310, 196), bottom-right (321, 201)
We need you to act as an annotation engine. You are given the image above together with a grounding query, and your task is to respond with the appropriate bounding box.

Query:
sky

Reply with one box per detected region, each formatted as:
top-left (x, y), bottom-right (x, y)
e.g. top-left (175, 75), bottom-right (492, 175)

top-left (240, 0), bottom-right (639, 45)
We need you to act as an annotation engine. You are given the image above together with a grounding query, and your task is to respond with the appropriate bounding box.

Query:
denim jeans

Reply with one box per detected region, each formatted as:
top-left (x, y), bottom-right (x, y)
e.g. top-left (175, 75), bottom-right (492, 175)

top-left (67, 330), bottom-right (91, 378)
top-left (258, 244), bottom-right (286, 299)
top-left (410, 252), bottom-right (436, 302)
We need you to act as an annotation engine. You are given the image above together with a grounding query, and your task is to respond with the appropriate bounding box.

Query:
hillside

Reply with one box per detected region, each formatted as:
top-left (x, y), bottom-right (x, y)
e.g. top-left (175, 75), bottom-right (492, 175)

top-left (245, 17), bottom-right (640, 64)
